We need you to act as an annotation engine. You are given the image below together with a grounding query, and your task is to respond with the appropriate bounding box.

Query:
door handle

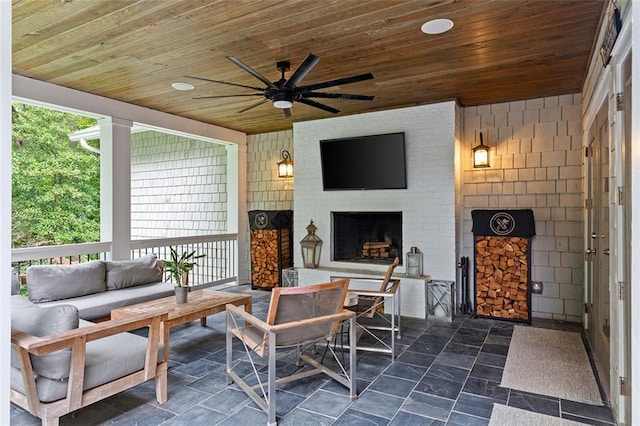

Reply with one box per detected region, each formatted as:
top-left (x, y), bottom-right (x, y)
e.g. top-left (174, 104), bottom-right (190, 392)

top-left (603, 248), bottom-right (610, 256)
top-left (585, 248), bottom-right (596, 255)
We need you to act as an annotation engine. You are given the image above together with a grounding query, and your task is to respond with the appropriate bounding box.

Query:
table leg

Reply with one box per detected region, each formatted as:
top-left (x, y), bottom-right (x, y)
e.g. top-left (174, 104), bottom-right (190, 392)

top-left (200, 317), bottom-right (207, 326)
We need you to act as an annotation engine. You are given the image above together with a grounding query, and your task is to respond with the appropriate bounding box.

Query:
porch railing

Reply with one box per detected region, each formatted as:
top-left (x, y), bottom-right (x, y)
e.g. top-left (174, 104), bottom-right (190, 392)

top-left (11, 233), bottom-right (238, 287)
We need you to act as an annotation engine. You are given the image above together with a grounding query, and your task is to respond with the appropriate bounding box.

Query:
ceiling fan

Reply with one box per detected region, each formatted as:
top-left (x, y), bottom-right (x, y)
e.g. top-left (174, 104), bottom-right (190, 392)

top-left (186, 53), bottom-right (374, 118)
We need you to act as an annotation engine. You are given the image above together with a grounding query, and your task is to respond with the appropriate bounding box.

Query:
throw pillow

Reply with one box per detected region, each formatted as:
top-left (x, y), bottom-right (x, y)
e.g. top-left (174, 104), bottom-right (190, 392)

top-left (26, 261), bottom-right (106, 303)
top-left (105, 254), bottom-right (163, 290)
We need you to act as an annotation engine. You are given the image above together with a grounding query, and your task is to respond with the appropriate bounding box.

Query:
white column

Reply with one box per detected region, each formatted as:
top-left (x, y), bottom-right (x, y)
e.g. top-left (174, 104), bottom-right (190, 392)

top-left (99, 117), bottom-right (133, 260)
top-left (226, 144), bottom-right (249, 284)
top-left (1, 0), bottom-right (12, 422)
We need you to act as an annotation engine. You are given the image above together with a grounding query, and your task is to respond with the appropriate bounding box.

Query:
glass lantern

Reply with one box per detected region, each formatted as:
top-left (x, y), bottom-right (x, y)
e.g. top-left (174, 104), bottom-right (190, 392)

top-left (300, 220), bottom-right (322, 268)
top-left (406, 247), bottom-right (423, 278)
top-left (427, 280), bottom-right (456, 321)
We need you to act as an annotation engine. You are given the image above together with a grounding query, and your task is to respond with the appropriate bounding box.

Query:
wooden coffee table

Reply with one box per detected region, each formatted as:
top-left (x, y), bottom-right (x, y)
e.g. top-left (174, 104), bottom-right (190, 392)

top-left (111, 289), bottom-right (252, 336)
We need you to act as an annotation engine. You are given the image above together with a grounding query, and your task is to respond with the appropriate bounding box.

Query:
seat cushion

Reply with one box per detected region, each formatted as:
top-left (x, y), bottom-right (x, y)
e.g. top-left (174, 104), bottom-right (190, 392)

top-left (37, 281), bottom-right (174, 320)
top-left (11, 267), bottom-right (20, 295)
top-left (10, 295), bottom-right (79, 380)
top-left (105, 254), bottom-right (163, 290)
top-left (27, 261), bottom-right (106, 303)
top-left (10, 319), bottom-right (166, 403)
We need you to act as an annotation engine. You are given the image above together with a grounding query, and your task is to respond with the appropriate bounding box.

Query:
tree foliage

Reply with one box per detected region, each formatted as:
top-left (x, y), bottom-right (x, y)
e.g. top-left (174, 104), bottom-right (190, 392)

top-left (12, 103), bottom-right (99, 247)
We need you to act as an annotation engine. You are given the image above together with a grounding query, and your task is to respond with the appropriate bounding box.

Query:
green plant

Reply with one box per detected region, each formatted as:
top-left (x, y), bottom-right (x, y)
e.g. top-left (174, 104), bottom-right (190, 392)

top-left (163, 247), bottom-right (205, 287)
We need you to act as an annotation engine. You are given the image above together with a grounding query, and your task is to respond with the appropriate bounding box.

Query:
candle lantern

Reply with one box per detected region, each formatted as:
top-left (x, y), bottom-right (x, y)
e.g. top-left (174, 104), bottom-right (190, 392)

top-left (406, 246), bottom-right (423, 278)
top-left (300, 220), bottom-right (322, 268)
top-left (427, 280), bottom-right (456, 322)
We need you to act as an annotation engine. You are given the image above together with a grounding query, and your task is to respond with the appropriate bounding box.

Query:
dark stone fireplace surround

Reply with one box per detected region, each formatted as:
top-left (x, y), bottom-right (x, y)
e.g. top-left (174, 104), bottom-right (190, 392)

top-left (331, 211), bottom-right (403, 265)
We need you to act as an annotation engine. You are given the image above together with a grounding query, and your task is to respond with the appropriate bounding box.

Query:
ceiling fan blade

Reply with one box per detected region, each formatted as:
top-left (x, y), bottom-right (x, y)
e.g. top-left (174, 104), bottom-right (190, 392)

top-left (297, 98), bottom-right (340, 114)
top-left (227, 56), bottom-right (277, 89)
top-left (298, 73), bottom-right (374, 91)
top-left (283, 108), bottom-right (292, 118)
top-left (193, 93), bottom-right (264, 99)
top-left (185, 75), bottom-right (264, 91)
top-left (237, 99), bottom-right (269, 113)
top-left (284, 53), bottom-right (320, 89)
top-left (302, 92), bottom-right (374, 101)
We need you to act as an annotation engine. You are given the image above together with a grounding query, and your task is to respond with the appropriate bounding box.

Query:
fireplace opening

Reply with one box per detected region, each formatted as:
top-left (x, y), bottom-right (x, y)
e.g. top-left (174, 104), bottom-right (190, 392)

top-left (332, 212), bottom-right (402, 265)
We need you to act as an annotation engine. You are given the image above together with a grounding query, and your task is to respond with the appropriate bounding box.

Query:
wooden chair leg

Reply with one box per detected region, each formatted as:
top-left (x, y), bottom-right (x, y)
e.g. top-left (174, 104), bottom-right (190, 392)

top-left (156, 371), bottom-right (168, 403)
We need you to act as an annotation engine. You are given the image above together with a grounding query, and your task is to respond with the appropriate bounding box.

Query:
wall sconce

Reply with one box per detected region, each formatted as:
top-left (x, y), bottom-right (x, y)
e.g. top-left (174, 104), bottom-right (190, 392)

top-left (300, 220), bottom-right (322, 268)
top-left (277, 150), bottom-right (294, 178)
top-left (472, 132), bottom-right (490, 168)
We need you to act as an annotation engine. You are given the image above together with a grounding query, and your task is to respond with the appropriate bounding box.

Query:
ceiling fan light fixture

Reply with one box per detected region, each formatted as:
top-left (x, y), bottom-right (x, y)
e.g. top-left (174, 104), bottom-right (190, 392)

top-left (272, 91), bottom-right (293, 109)
top-left (421, 18), bottom-right (454, 35)
top-left (171, 82), bottom-right (195, 91)
top-left (273, 99), bottom-right (293, 109)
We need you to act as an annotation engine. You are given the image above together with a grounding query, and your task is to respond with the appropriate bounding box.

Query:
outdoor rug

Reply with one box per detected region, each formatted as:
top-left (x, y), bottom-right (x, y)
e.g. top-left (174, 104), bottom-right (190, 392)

top-left (489, 404), bottom-right (586, 426)
top-left (501, 326), bottom-right (603, 405)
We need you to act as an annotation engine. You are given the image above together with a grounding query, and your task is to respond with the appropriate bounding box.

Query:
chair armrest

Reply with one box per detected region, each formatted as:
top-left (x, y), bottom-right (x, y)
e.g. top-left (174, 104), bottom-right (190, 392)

top-left (270, 310), bottom-right (355, 333)
top-left (226, 303), bottom-right (355, 333)
top-left (226, 303), bottom-right (271, 332)
top-left (12, 311), bottom-right (169, 356)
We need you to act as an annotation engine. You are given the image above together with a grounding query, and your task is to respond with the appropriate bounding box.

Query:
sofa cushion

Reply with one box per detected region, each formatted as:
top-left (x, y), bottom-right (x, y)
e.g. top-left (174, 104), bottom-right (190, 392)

top-left (11, 267), bottom-right (20, 296)
top-left (27, 261), bottom-right (106, 303)
top-left (37, 281), bottom-right (175, 320)
top-left (105, 254), bottom-right (162, 290)
top-left (11, 295), bottom-right (79, 380)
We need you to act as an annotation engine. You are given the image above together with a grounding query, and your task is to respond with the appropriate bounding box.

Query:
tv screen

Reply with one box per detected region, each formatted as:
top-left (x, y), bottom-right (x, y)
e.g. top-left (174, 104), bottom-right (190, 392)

top-left (320, 132), bottom-right (407, 190)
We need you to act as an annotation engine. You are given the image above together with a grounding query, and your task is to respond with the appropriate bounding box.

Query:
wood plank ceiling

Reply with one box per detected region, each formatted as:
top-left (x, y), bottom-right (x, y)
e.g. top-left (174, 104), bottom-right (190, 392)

top-left (13, 0), bottom-right (605, 135)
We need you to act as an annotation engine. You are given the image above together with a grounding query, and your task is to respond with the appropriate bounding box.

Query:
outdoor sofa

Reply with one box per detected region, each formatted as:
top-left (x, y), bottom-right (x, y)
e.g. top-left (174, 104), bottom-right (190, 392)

top-left (23, 254), bottom-right (174, 320)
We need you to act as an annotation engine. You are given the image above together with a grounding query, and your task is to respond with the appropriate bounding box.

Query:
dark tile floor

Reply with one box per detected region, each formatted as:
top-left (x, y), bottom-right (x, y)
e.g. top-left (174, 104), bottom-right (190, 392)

top-left (11, 285), bottom-right (617, 425)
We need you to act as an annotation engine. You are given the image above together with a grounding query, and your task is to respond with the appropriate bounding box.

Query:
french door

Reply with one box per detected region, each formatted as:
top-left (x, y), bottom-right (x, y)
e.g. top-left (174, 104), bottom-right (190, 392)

top-left (585, 103), bottom-right (611, 396)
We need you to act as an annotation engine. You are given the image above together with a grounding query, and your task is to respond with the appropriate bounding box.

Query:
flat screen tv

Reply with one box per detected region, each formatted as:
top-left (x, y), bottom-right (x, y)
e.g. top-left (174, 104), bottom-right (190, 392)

top-left (320, 132), bottom-right (407, 190)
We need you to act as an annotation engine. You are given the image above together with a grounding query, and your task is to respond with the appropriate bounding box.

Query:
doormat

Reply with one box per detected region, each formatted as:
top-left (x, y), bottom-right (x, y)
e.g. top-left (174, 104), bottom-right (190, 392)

top-left (489, 404), bottom-right (585, 426)
top-left (501, 326), bottom-right (603, 405)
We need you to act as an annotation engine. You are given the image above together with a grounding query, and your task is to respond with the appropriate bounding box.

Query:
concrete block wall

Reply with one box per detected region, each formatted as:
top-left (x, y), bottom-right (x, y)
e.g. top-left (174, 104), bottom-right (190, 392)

top-left (130, 130), bottom-right (228, 238)
top-left (461, 94), bottom-right (584, 322)
top-left (246, 130), bottom-right (294, 212)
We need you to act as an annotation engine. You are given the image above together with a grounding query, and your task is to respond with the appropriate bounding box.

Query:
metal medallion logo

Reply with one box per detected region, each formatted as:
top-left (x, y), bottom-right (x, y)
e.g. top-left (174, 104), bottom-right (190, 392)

top-left (254, 212), bottom-right (269, 229)
top-left (490, 212), bottom-right (515, 236)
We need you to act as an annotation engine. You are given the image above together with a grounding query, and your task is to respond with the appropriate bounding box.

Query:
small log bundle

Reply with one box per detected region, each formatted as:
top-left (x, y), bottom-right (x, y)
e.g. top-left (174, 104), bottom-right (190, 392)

top-left (251, 229), bottom-right (290, 289)
top-left (475, 236), bottom-right (529, 321)
top-left (362, 242), bottom-right (390, 258)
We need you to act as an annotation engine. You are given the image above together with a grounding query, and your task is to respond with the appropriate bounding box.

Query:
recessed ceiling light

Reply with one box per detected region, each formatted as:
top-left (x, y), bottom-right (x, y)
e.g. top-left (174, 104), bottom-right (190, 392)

top-left (171, 82), bottom-right (195, 91)
top-left (421, 18), bottom-right (454, 35)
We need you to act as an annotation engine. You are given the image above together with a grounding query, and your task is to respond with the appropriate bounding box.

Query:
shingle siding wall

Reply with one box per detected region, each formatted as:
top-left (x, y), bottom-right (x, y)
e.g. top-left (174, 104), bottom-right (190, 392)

top-left (246, 130), bottom-right (294, 212)
top-left (131, 131), bottom-right (228, 239)
top-left (462, 94), bottom-right (584, 322)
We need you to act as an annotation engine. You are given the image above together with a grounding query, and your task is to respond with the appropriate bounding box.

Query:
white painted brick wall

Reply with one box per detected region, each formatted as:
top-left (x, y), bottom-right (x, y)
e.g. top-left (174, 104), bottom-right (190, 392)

top-left (130, 131), bottom-right (228, 238)
top-left (293, 102), bottom-right (458, 282)
top-left (462, 94), bottom-right (584, 322)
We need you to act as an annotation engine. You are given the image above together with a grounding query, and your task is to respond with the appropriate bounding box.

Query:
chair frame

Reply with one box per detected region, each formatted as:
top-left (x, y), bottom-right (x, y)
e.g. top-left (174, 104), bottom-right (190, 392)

top-left (332, 257), bottom-right (402, 360)
top-left (11, 311), bottom-right (169, 426)
top-left (225, 280), bottom-right (357, 426)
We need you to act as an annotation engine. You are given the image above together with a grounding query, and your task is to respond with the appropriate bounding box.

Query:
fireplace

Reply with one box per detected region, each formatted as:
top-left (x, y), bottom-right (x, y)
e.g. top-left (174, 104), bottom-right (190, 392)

top-left (332, 212), bottom-right (402, 265)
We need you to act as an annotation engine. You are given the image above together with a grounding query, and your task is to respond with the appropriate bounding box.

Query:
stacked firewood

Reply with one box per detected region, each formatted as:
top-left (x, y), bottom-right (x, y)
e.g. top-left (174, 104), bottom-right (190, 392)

top-left (362, 242), bottom-right (390, 258)
top-left (475, 236), bottom-right (529, 320)
top-left (250, 229), bottom-right (290, 289)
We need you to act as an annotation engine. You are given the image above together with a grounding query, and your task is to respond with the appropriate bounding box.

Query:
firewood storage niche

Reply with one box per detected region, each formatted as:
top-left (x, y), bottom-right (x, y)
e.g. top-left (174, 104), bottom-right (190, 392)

top-left (471, 209), bottom-right (535, 323)
top-left (249, 210), bottom-right (293, 290)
